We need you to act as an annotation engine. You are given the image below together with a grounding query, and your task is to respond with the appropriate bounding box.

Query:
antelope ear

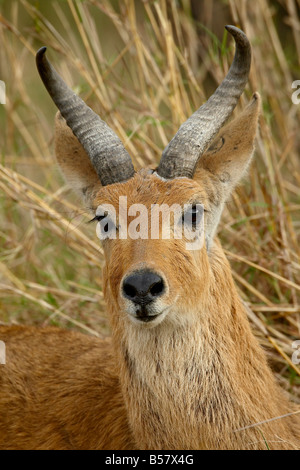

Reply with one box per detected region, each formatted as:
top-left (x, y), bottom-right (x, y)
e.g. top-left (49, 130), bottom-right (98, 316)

top-left (193, 92), bottom-right (261, 195)
top-left (192, 93), bottom-right (260, 248)
top-left (54, 112), bottom-right (101, 200)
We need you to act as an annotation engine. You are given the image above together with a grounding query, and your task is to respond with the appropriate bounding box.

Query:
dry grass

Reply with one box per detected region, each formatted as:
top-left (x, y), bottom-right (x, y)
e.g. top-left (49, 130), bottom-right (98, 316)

top-left (0, 0), bottom-right (299, 402)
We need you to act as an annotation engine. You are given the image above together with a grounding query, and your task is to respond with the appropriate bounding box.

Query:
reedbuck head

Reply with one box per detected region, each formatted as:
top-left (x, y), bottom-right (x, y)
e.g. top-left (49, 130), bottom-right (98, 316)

top-left (37, 26), bottom-right (260, 330)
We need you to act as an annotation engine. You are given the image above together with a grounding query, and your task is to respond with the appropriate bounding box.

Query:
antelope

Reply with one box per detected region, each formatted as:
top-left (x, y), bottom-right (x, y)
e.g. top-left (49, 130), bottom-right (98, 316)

top-left (0, 26), bottom-right (299, 450)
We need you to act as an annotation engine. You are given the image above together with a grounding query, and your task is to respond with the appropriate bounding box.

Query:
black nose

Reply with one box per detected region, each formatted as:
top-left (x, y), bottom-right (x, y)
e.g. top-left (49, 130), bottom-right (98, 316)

top-left (122, 270), bottom-right (165, 306)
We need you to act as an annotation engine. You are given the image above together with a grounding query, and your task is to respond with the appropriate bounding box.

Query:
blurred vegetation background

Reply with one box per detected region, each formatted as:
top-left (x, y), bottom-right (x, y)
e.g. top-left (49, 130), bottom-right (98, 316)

top-left (0, 0), bottom-right (299, 401)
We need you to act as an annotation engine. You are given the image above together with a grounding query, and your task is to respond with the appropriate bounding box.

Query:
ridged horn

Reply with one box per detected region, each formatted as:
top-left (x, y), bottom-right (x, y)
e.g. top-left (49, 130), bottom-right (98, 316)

top-left (36, 47), bottom-right (135, 186)
top-left (157, 25), bottom-right (251, 180)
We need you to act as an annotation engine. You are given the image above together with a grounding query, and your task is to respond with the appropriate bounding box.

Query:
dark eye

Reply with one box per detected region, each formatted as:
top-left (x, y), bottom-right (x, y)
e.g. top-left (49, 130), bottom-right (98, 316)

top-left (102, 221), bottom-right (109, 233)
top-left (89, 212), bottom-right (108, 225)
top-left (182, 205), bottom-right (203, 228)
top-left (90, 212), bottom-right (115, 236)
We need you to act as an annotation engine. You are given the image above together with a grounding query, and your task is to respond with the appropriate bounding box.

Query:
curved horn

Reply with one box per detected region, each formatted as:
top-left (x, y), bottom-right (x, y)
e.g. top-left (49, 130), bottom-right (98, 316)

top-left (157, 25), bottom-right (252, 180)
top-left (36, 47), bottom-right (135, 186)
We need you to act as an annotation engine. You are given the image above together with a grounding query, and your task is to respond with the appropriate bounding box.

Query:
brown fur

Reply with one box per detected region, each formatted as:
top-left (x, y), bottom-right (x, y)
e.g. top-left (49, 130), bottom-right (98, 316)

top-left (0, 327), bottom-right (133, 450)
top-left (0, 94), bottom-right (299, 449)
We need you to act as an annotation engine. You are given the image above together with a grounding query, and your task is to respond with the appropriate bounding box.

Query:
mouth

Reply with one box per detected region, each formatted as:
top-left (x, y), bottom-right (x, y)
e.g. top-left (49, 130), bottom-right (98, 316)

top-left (129, 305), bottom-right (171, 326)
top-left (135, 314), bottom-right (160, 323)
top-left (134, 304), bottom-right (161, 323)
top-left (123, 299), bottom-right (172, 326)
